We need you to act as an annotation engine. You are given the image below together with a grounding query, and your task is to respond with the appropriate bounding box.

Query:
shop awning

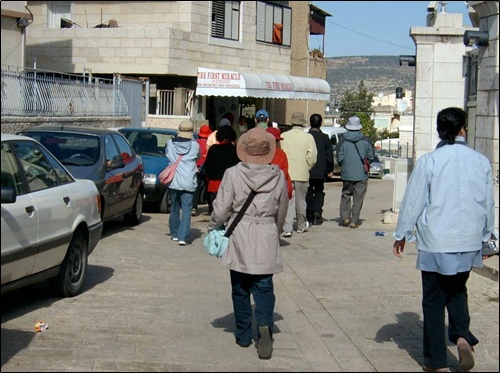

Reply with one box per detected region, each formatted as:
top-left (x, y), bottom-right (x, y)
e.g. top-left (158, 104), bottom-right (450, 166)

top-left (195, 67), bottom-right (331, 101)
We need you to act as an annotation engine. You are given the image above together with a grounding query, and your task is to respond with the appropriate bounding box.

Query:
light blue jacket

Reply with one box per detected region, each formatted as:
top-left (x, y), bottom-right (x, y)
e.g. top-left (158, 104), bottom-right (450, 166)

top-left (393, 137), bottom-right (497, 253)
top-left (165, 137), bottom-right (200, 192)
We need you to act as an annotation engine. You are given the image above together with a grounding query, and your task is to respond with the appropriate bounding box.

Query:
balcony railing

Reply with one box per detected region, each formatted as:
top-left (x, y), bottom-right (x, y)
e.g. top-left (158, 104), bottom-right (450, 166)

top-left (1, 65), bottom-right (128, 117)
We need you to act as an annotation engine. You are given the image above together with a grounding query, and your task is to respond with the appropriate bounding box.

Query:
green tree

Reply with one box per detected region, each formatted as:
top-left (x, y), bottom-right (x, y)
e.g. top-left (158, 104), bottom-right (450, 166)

top-left (338, 81), bottom-right (377, 143)
top-left (379, 128), bottom-right (400, 140)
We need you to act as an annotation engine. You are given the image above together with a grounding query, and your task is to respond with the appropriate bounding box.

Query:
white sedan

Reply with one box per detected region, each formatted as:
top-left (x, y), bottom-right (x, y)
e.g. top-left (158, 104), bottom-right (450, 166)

top-left (1, 134), bottom-right (103, 297)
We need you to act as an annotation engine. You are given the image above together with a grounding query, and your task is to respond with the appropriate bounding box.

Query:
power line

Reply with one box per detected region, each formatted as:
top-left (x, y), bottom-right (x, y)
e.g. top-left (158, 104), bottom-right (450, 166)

top-left (326, 19), bottom-right (415, 52)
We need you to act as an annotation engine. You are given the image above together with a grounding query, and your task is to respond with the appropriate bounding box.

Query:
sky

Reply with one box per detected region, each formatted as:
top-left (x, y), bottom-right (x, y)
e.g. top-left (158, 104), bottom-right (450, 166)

top-left (310, 1), bottom-right (472, 57)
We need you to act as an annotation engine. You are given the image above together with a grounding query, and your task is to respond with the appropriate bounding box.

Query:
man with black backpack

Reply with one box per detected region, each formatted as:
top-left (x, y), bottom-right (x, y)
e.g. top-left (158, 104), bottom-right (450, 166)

top-left (336, 116), bottom-right (375, 228)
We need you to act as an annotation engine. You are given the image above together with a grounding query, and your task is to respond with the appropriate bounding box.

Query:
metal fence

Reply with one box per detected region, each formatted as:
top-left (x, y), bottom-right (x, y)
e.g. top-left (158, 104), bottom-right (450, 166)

top-left (156, 89), bottom-right (193, 116)
top-left (1, 65), bottom-right (128, 117)
top-left (117, 75), bottom-right (144, 127)
top-left (377, 141), bottom-right (412, 159)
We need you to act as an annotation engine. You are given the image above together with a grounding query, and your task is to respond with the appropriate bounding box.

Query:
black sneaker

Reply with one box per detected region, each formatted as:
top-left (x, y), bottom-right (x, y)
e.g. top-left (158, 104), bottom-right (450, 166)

top-left (257, 326), bottom-right (273, 359)
top-left (314, 212), bottom-right (323, 225)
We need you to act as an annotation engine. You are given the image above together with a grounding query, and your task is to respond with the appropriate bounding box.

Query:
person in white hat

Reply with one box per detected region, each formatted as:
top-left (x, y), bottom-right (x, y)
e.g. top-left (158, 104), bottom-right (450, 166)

top-left (336, 116), bottom-right (374, 228)
top-left (280, 111), bottom-right (318, 237)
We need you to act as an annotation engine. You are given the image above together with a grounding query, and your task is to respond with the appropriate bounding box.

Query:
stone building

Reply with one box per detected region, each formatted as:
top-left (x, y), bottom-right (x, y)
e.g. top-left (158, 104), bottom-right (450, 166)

top-left (19, 1), bottom-right (331, 129)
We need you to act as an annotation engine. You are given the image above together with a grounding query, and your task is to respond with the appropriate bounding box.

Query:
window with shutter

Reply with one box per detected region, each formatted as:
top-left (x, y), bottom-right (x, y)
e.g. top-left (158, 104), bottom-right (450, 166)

top-left (256, 1), bottom-right (291, 47)
top-left (211, 1), bottom-right (240, 41)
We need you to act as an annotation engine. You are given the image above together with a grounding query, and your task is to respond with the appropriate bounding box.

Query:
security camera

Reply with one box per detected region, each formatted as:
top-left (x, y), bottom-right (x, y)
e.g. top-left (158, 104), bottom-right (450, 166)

top-left (427, 1), bottom-right (438, 12)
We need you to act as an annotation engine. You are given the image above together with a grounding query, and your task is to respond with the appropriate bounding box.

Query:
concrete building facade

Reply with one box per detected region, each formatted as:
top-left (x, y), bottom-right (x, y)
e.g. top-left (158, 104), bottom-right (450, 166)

top-left (21, 1), bottom-right (330, 129)
top-left (1, 1), bottom-right (32, 68)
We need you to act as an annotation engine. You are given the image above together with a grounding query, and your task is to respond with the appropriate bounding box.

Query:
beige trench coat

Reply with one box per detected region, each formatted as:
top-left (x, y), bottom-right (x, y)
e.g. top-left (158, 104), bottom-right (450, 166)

top-left (208, 162), bottom-right (289, 275)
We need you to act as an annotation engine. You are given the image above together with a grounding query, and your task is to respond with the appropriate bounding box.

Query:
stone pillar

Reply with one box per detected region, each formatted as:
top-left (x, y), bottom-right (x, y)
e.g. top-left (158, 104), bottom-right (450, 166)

top-left (467, 0), bottom-right (499, 245)
top-left (410, 12), bottom-right (475, 160)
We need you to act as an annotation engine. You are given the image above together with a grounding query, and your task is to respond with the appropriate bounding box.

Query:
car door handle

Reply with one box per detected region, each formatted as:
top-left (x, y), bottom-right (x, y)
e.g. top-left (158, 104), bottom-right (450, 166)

top-left (25, 205), bottom-right (35, 214)
top-left (63, 196), bottom-right (70, 205)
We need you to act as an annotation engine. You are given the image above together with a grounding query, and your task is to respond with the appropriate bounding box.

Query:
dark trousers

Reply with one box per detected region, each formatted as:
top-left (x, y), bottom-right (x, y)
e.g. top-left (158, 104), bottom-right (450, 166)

top-left (208, 191), bottom-right (217, 214)
top-left (421, 270), bottom-right (479, 369)
top-left (192, 172), bottom-right (206, 210)
top-left (230, 270), bottom-right (275, 345)
top-left (306, 178), bottom-right (325, 223)
top-left (339, 180), bottom-right (368, 224)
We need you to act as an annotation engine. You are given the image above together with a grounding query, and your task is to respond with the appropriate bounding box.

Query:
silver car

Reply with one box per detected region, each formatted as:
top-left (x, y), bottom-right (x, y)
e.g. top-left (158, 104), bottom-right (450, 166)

top-left (369, 155), bottom-right (384, 179)
top-left (1, 134), bottom-right (103, 297)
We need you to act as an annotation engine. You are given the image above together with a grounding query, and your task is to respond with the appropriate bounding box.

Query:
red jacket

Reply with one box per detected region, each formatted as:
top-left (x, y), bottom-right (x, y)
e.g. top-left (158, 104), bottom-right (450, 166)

top-left (271, 148), bottom-right (293, 199)
top-left (195, 138), bottom-right (208, 168)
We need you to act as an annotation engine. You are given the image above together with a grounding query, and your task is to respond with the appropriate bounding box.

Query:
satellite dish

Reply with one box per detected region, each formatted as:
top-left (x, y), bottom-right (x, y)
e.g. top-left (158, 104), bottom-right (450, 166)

top-left (378, 92), bottom-right (384, 99)
top-left (397, 99), bottom-right (408, 112)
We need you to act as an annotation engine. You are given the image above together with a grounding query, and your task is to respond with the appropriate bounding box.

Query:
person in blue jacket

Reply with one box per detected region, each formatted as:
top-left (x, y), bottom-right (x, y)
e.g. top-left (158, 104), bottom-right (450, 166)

top-left (336, 116), bottom-right (374, 228)
top-left (392, 107), bottom-right (498, 372)
top-left (165, 120), bottom-right (200, 245)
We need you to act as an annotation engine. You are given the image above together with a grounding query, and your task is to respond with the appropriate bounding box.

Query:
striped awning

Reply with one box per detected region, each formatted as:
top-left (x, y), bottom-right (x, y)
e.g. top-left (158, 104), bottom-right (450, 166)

top-left (195, 67), bottom-right (331, 101)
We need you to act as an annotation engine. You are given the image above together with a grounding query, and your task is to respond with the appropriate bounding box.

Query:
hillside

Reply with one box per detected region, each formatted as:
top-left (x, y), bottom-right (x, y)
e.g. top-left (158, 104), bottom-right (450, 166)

top-left (325, 55), bottom-right (415, 100)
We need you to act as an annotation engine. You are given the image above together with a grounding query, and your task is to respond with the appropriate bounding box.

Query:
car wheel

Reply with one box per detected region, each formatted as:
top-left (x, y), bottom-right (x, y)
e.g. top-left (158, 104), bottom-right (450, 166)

top-left (50, 230), bottom-right (88, 297)
top-left (124, 191), bottom-right (143, 225)
top-left (159, 189), bottom-right (170, 214)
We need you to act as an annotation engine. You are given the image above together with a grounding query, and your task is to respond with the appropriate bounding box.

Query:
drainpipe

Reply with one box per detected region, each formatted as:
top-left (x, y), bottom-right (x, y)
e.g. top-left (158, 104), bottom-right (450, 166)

top-left (306, 5), bottom-right (310, 118)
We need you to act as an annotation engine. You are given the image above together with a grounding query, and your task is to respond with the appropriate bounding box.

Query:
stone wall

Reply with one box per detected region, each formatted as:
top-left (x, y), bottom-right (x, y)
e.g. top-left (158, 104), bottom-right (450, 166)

top-left (24, 1), bottom-right (291, 77)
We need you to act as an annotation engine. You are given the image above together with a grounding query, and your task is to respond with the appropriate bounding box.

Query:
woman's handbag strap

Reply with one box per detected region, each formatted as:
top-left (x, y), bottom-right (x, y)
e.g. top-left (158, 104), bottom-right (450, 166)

top-left (224, 190), bottom-right (257, 237)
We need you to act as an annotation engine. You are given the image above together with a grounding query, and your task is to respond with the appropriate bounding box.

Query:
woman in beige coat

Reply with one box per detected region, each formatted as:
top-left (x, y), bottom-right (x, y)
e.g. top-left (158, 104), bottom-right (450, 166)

top-left (208, 127), bottom-right (288, 360)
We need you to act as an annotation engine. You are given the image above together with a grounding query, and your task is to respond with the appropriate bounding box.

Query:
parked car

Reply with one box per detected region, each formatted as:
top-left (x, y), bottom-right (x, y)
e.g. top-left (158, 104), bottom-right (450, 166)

top-left (369, 155), bottom-right (384, 179)
top-left (118, 127), bottom-right (177, 213)
top-left (19, 126), bottom-right (144, 225)
top-left (119, 127), bottom-right (209, 212)
top-left (1, 134), bottom-right (103, 296)
top-left (303, 126), bottom-right (347, 177)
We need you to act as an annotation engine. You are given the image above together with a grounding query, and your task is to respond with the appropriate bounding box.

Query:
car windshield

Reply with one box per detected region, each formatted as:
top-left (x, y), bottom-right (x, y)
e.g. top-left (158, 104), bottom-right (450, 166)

top-left (121, 131), bottom-right (175, 156)
top-left (373, 155), bottom-right (381, 163)
top-left (24, 132), bottom-right (100, 166)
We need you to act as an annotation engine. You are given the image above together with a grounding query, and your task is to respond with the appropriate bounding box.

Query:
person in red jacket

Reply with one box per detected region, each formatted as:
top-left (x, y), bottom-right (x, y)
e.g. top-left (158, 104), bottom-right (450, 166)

top-left (192, 124), bottom-right (212, 216)
top-left (266, 127), bottom-right (293, 200)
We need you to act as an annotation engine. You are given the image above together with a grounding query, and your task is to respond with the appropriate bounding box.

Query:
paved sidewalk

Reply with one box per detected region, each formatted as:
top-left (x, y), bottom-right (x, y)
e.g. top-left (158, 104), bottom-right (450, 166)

top-left (1, 179), bottom-right (498, 372)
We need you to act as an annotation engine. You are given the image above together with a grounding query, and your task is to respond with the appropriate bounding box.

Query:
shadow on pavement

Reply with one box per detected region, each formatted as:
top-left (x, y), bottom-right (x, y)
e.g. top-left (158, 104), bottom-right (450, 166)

top-left (374, 311), bottom-right (461, 371)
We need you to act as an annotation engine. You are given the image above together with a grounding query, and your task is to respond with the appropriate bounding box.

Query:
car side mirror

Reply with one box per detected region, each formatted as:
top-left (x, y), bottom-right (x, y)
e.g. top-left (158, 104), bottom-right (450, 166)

top-left (1, 187), bottom-right (17, 204)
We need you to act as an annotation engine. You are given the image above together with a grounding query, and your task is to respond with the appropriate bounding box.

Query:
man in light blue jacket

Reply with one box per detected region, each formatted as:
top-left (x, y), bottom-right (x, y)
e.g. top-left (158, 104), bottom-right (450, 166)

top-left (392, 107), bottom-right (498, 372)
top-left (165, 120), bottom-right (200, 245)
